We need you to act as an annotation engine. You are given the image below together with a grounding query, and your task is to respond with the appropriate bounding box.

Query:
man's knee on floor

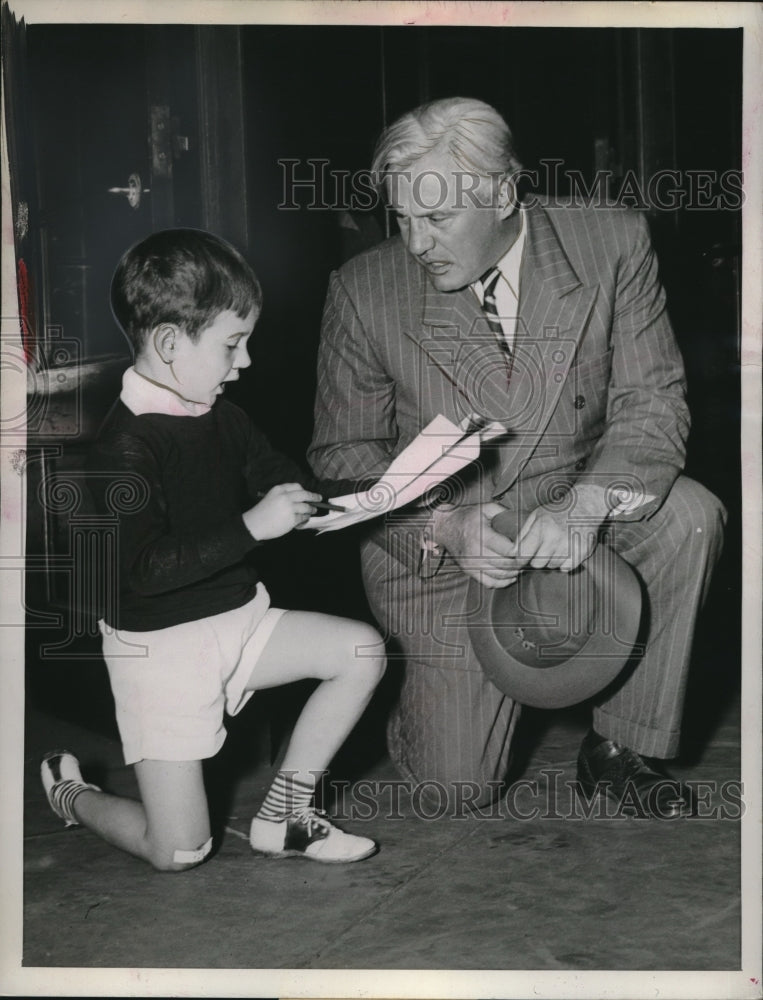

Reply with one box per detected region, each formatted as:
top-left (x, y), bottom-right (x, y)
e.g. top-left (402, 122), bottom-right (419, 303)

top-left (408, 776), bottom-right (504, 817)
top-left (391, 744), bottom-right (505, 816)
top-left (149, 835), bottom-right (212, 873)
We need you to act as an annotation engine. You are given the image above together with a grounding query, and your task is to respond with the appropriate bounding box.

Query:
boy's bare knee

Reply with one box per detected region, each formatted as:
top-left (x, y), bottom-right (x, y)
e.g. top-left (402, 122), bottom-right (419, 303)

top-left (151, 857), bottom-right (196, 874)
top-left (349, 623), bottom-right (386, 680)
top-left (148, 835), bottom-right (212, 873)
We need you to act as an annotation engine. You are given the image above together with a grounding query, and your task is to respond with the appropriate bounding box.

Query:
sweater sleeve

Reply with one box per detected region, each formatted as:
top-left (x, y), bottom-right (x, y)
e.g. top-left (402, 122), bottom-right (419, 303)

top-left (88, 429), bottom-right (258, 598)
top-left (242, 417), bottom-right (374, 502)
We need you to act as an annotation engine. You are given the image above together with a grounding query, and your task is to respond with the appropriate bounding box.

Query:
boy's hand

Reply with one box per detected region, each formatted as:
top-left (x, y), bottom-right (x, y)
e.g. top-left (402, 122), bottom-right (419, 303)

top-left (243, 483), bottom-right (322, 540)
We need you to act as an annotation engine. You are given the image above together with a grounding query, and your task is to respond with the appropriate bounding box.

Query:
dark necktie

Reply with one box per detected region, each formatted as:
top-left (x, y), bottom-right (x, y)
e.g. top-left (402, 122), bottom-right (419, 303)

top-left (480, 268), bottom-right (510, 356)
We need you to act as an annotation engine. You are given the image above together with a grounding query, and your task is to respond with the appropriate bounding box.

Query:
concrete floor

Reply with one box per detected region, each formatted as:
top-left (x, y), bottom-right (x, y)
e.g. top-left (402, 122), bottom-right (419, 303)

top-left (22, 675), bottom-right (742, 976)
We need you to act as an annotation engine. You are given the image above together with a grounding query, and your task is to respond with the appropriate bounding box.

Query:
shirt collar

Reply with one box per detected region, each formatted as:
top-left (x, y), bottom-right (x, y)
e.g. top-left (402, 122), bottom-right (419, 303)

top-left (120, 366), bottom-right (212, 417)
top-left (473, 207), bottom-right (527, 303)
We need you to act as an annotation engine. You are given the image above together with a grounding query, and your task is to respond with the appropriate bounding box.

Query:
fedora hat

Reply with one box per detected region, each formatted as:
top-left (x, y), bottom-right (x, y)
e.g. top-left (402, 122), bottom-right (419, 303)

top-left (467, 514), bottom-right (642, 709)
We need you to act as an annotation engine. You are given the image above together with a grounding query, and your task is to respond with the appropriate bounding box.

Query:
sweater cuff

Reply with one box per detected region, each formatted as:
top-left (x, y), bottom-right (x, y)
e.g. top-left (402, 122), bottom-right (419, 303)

top-left (199, 514), bottom-right (261, 570)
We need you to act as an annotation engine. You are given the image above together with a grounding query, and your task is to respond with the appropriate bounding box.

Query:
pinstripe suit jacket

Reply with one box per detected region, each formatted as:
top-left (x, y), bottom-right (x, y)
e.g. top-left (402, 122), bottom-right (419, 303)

top-left (309, 201), bottom-right (690, 572)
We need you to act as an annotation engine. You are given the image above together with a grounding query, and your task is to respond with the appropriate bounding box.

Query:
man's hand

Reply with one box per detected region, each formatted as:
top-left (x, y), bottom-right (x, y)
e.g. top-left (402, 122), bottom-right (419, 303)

top-left (433, 502), bottom-right (526, 588)
top-left (513, 506), bottom-right (597, 573)
top-left (433, 486), bottom-right (612, 586)
top-left (513, 484), bottom-right (612, 573)
top-left (243, 483), bottom-right (322, 540)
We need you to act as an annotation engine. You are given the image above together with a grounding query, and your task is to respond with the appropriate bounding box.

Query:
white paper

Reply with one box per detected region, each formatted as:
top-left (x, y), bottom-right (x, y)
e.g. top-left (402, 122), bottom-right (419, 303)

top-left (302, 414), bottom-right (505, 533)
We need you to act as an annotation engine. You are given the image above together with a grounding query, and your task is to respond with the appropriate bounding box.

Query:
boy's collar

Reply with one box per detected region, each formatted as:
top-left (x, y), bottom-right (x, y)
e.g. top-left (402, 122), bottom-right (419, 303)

top-left (121, 366), bottom-right (213, 417)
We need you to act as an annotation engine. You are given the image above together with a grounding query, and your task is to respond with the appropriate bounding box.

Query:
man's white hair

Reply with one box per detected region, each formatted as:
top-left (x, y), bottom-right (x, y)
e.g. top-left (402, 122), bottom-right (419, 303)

top-left (371, 96), bottom-right (523, 192)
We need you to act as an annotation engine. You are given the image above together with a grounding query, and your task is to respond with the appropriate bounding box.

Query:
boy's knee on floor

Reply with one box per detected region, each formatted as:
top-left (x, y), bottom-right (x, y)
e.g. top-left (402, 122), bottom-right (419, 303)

top-left (150, 835), bottom-right (212, 873)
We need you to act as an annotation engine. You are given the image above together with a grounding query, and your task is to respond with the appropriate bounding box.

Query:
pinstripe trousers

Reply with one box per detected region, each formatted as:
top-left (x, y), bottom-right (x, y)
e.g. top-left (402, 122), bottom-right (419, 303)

top-left (361, 475), bottom-right (726, 808)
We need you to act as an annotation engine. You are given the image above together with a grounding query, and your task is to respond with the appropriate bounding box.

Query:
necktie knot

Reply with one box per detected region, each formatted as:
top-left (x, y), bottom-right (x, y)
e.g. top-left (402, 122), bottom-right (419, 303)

top-left (480, 267), bottom-right (502, 300)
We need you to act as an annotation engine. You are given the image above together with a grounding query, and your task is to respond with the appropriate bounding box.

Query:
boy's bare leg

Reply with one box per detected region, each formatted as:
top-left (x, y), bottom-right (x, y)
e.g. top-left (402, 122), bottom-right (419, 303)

top-left (244, 611), bottom-right (386, 782)
top-left (67, 758), bottom-right (211, 872)
top-left (246, 611), bottom-right (385, 861)
top-left (44, 613), bottom-right (384, 868)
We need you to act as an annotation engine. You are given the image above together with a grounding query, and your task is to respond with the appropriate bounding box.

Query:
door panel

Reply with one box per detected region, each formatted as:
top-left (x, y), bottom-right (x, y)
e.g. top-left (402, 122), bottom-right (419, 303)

top-left (22, 25), bottom-right (202, 628)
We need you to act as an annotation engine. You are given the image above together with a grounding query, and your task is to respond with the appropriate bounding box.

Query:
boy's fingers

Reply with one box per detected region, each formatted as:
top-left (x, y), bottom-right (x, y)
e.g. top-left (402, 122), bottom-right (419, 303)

top-left (291, 487), bottom-right (322, 502)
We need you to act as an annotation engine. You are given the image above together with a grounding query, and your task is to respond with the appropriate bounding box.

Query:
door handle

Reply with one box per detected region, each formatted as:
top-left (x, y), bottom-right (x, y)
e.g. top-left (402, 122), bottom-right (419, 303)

top-left (107, 173), bottom-right (150, 209)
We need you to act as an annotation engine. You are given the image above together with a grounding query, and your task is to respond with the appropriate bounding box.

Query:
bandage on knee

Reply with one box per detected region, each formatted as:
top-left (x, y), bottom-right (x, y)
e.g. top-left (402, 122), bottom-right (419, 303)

top-left (173, 836), bottom-right (212, 865)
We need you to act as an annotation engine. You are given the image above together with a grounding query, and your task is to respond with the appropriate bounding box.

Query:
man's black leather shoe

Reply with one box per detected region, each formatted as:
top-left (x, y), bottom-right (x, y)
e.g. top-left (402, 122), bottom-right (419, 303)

top-left (576, 730), bottom-right (694, 818)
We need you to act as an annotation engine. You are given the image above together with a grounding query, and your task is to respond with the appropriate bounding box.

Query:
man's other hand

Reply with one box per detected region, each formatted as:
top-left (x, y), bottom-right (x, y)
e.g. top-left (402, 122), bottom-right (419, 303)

top-left (433, 502), bottom-right (525, 588)
top-left (513, 484), bottom-right (612, 573)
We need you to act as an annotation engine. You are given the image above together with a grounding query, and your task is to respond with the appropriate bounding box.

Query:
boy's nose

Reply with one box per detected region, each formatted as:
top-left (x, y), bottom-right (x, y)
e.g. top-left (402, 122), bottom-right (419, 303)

top-left (234, 344), bottom-right (252, 369)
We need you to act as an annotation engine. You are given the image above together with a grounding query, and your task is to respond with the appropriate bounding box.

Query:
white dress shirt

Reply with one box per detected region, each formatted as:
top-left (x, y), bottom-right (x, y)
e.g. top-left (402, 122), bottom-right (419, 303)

top-left (471, 207), bottom-right (527, 353)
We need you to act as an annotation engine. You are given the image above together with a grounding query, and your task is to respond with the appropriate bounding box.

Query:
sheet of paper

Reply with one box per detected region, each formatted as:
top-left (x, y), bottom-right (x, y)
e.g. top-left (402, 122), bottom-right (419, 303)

top-left (301, 415), bottom-right (505, 534)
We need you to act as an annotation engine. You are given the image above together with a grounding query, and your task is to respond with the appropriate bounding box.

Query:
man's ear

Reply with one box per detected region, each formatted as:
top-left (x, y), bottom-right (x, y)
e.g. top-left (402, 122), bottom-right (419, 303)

top-left (497, 174), bottom-right (519, 220)
top-left (153, 324), bottom-right (179, 364)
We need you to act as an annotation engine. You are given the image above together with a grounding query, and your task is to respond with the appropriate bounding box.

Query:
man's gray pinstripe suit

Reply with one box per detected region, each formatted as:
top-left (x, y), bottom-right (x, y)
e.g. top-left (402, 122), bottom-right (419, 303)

top-left (309, 200), bottom-right (726, 806)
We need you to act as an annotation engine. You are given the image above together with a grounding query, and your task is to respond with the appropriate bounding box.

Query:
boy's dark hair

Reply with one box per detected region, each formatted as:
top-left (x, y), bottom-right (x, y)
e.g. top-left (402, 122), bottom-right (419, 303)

top-left (111, 228), bottom-right (262, 352)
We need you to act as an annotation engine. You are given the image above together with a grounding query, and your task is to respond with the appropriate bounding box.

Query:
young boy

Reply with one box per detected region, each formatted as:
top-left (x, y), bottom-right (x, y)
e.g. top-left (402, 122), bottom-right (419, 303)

top-left (41, 228), bottom-right (386, 871)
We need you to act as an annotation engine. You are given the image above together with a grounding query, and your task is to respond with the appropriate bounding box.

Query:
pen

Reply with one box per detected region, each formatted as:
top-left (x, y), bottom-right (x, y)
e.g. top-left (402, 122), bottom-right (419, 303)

top-left (255, 491), bottom-right (347, 513)
top-left (312, 500), bottom-right (348, 512)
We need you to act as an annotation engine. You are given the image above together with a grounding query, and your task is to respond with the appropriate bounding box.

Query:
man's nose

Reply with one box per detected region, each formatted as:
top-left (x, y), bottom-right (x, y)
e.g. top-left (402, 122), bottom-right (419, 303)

top-left (406, 218), bottom-right (435, 256)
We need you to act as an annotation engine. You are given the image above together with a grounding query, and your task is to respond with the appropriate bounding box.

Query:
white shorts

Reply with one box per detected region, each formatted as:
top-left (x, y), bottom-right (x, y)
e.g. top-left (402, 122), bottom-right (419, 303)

top-left (100, 584), bottom-right (286, 765)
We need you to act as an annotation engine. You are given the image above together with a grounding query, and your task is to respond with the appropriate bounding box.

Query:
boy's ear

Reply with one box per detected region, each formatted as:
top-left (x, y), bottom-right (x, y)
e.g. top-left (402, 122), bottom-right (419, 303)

top-left (153, 324), bottom-right (179, 364)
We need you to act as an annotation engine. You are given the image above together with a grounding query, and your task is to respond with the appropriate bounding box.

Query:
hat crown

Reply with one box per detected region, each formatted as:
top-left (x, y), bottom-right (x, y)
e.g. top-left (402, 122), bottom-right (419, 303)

top-left (467, 540), bottom-right (642, 709)
top-left (491, 567), bottom-right (596, 668)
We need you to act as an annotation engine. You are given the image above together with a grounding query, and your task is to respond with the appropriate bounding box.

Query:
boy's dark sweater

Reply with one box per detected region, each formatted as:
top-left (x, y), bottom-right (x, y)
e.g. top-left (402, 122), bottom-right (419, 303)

top-left (87, 398), bottom-right (359, 632)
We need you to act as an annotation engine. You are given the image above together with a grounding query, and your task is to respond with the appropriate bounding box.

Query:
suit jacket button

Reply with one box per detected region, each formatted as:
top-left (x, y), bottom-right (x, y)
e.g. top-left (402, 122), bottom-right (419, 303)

top-left (575, 459), bottom-right (587, 471)
top-left (574, 395), bottom-right (586, 409)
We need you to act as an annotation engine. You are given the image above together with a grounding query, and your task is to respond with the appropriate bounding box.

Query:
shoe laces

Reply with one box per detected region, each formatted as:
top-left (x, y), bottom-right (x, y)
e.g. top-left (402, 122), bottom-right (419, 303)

top-left (291, 806), bottom-right (333, 836)
top-left (617, 746), bottom-right (651, 779)
top-left (606, 745), bottom-right (674, 790)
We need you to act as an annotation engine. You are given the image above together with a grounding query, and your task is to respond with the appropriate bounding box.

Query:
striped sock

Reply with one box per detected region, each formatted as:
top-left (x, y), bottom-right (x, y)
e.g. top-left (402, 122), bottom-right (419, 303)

top-left (50, 779), bottom-right (99, 827)
top-left (257, 772), bottom-right (315, 822)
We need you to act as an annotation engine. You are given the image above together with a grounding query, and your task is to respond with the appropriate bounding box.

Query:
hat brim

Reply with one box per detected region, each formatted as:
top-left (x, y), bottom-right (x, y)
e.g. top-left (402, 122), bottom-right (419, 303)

top-left (467, 544), bottom-right (642, 709)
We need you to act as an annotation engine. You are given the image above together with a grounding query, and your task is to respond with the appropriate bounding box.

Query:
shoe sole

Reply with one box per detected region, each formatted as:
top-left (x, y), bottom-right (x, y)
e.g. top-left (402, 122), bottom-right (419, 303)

top-left (250, 843), bottom-right (378, 864)
top-left (41, 748), bottom-right (75, 766)
top-left (41, 749), bottom-right (81, 779)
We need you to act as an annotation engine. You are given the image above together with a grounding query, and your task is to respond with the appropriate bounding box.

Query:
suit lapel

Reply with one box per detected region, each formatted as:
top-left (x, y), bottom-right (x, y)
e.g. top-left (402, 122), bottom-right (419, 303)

top-left (491, 204), bottom-right (598, 494)
top-left (402, 205), bottom-right (598, 492)
top-left (416, 275), bottom-right (518, 426)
